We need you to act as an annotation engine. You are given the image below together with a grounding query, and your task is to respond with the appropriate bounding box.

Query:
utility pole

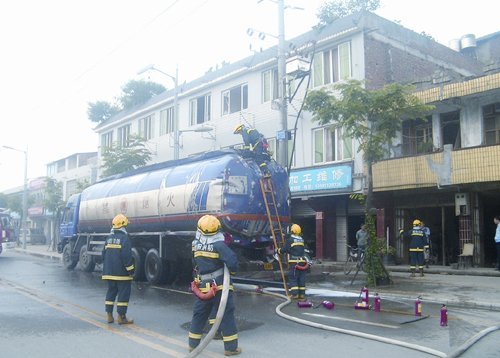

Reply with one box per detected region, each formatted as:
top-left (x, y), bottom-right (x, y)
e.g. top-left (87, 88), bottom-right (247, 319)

top-left (277, 0), bottom-right (289, 169)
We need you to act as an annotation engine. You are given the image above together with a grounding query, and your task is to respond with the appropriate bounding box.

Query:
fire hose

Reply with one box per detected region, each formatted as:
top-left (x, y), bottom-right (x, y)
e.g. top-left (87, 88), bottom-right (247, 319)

top-left (266, 290), bottom-right (449, 358)
top-left (186, 264), bottom-right (230, 358)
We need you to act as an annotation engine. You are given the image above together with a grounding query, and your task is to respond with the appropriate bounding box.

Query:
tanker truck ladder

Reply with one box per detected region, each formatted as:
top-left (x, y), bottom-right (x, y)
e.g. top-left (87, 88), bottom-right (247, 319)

top-left (259, 178), bottom-right (288, 296)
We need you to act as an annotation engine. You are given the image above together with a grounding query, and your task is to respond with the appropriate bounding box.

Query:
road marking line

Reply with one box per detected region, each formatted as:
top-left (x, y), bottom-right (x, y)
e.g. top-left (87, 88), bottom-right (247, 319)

top-left (303, 312), bottom-right (400, 329)
top-left (0, 278), bottom-right (224, 357)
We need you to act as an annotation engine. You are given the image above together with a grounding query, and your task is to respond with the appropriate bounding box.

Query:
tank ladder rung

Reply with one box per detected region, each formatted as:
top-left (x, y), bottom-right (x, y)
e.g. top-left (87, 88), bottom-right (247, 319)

top-left (259, 178), bottom-right (288, 296)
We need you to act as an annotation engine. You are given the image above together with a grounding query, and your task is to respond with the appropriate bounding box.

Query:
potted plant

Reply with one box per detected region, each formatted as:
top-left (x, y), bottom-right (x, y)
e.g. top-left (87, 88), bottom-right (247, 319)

top-left (380, 245), bottom-right (396, 265)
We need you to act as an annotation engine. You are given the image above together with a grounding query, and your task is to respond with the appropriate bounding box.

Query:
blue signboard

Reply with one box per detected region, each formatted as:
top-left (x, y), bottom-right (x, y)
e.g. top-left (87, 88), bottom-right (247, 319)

top-left (289, 164), bottom-right (352, 193)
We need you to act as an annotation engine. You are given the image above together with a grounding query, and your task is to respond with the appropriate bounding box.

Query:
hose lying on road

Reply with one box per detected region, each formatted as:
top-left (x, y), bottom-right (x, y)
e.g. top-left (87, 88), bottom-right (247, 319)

top-left (446, 325), bottom-right (500, 358)
top-left (268, 290), bottom-right (447, 358)
top-left (186, 264), bottom-right (230, 358)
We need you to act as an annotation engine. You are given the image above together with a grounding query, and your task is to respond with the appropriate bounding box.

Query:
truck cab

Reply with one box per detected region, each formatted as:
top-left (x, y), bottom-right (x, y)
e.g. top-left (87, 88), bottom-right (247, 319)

top-left (58, 193), bottom-right (80, 254)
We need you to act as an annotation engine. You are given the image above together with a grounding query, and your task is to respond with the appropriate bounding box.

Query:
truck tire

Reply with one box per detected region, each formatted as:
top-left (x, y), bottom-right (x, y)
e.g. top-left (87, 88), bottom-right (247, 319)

top-left (79, 245), bottom-right (96, 272)
top-left (131, 247), bottom-right (146, 281)
top-left (145, 248), bottom-right (165, 285)
top-left (62, 243), bottom-right (78, 270)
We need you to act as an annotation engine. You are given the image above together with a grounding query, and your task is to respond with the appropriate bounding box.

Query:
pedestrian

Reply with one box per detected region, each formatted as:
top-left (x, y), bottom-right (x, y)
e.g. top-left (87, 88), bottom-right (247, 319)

top-left (402, 219), bottom-right (427, 277)
top-left (102, 214), bottom-right (135, 325)
top-left (278, 224), bottom-right (309, 300)
top-left (421, 221), bottom-right (431, 268)
top-left (233, 124), bottom-right (271, 177)
top-left (356, 224), bottom-right (368, 254)
top-left (494, 215), bottom-right (500, 271)
top-left (188, 215), bottom-right (241, 356)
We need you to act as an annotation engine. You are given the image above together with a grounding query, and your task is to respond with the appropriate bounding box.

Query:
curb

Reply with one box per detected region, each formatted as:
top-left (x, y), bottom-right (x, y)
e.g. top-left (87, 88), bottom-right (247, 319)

top-left (14, 248), bottom-right (62, 261)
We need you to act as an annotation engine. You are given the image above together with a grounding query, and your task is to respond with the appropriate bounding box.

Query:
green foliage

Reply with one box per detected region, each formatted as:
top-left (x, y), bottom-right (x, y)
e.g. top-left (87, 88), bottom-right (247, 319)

top-left (119, 80), bottom-right (166, 110)
top-left (363, 214), bottom-right (386, 286)
top-left (43, 177), bottom-right (64, 215)
top-left (87, 80), bottom-right (165, 123)
top-left (76, 179), bottom-right (92, 192)
top-left (305, 80), bottom-right (434, 211)
top-left (87, 100), bottom-right (121, 123)
top-left (100, 135), bottom-right (152, 177)
top-left (316, 0), bottom-right (380, 26)
top-left (6, 194), bottom-right (22, 215)
top-left (328, 80), bottom-right (434, 284)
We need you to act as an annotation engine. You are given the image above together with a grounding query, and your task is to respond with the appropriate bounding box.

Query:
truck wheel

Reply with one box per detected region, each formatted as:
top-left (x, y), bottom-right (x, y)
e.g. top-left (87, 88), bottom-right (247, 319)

top-left (79, 245), bottom-right (96, 272)
top-left (145, 248), bottom-right (165, 285)
top-left (131, 247), bottom-right (146, 281)
top-left (62, 243), bottom-right (78, 270)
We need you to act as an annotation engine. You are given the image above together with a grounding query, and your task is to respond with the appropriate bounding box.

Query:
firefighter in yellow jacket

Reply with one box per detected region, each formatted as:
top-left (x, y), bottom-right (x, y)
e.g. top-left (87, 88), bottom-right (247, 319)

top-left (188, 215), bottom-right (241, 356)
top-left (102, 214), bottom-right (135, 324)
top-left (278, 224), bottom-right (309, 300)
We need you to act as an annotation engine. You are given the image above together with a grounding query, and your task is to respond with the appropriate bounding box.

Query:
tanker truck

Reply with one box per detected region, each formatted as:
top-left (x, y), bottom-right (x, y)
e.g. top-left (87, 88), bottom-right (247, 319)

top-left (58, 149), bottom-right (290, 284)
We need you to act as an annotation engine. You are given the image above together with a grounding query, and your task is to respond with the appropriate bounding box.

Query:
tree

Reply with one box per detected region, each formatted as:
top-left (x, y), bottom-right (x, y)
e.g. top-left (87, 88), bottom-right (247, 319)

top-left (87, 80), bottom-right (165, 123)
top-left (100, 135), bottom-right (152, 177)
top-left (316, 0), bottom-right (380, 26)
top-left (43, 178), bottom-right (64, 215)
top-left (87, 100), bottom-right (121, 123)
top-left (304, 79), bottom-right (433, 284)
top-left (119, 80), bottom-right (166, 110)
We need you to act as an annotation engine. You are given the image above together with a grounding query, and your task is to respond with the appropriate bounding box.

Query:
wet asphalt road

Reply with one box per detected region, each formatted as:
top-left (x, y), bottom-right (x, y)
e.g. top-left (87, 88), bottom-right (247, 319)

top-left (1, 249), bottom-right (499, 357)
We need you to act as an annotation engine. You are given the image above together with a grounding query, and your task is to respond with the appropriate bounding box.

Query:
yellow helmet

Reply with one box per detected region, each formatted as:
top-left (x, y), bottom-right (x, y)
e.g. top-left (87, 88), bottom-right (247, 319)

top-left (413, 219), bottom-right (421, 226)
top-left (112, 214), bottom-right (129, 229)
top-left (197, 215), bottom-right (221, 235)
top-left (291, 224), bottom-right (302, 236)
top-left (233, 124), bottom-right (245, 134)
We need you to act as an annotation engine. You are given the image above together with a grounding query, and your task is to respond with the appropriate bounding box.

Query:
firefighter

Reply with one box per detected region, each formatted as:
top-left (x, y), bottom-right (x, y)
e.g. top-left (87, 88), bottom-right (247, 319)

top-left (102, 214), bottom-right (135, 324)
top-left (234, 124), bottom-right (271, 177)
top-left (188, 215), bottom-right (241, 356)
top-left (278, 224), bottom-right (309, 300)
top-left (403, 219), bottom-right (427, 277)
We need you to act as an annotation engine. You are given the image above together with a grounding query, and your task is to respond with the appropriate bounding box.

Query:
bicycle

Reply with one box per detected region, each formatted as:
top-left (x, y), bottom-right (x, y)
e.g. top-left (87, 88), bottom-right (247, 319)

top-left (343, 245), bottom-right (366, 275)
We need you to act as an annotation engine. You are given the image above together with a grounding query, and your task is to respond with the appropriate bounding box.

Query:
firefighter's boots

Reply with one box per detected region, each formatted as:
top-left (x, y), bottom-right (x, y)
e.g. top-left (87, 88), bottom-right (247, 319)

top-left (106, 312), bottom-right (114, 324)
top-left (118, 314), bottom-right (134, 325)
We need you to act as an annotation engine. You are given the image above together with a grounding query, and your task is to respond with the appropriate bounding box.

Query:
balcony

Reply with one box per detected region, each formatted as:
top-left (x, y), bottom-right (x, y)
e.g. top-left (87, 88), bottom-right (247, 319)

top-left (372, 144), bottom-right (500, 191)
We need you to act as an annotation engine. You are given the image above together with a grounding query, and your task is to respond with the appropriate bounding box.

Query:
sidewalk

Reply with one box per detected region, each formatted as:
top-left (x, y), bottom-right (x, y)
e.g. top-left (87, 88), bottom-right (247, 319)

top-left (310, 260), bottom-right (500, 311)
top-left (11, 244), bottom-right (500, 310)
top-left (12, 243), bottom-right (62, 261)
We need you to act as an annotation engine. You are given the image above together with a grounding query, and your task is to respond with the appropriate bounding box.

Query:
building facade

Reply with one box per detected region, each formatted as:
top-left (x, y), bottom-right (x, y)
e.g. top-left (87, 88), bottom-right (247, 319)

top-left (93, 11), bottom-right (493, 263)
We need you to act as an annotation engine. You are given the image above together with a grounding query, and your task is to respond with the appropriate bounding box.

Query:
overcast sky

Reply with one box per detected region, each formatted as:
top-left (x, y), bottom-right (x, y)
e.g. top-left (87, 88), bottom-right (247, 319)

top-left (0, 0), bottom-right (498, 192)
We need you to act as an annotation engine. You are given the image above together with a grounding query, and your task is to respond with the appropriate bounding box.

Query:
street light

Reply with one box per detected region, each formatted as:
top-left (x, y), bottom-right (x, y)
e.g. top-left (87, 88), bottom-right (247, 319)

top-left (177, 125), bottom-right (215, 152)
top-left (2, 145), bottom-right (28, 249)
top-left (137, 64), bottom-right (180, 159)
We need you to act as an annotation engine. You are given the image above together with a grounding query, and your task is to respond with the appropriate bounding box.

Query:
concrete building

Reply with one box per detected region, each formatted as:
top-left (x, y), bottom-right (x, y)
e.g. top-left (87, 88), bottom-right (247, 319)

top-left (93, 11), bottom-right (492, 263)
top-left (46, 152), bottom-right (98, 201)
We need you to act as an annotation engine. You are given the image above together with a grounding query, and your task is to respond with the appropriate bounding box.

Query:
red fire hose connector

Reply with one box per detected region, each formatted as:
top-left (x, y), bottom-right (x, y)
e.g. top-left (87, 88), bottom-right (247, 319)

top-left (190, 279), bottom-right (218, 301)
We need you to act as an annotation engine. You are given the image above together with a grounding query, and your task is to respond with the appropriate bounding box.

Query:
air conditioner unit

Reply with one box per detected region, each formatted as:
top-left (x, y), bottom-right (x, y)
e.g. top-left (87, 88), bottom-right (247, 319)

top-left (455, 193), bottom-right (470, 216)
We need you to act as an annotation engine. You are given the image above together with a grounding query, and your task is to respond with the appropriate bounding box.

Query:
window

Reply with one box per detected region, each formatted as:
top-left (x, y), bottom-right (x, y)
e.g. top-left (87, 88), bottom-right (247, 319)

top-left (138, 114), bottom-right (154, 140)
top-left (117, 124), bottom-right (131, 147)
top-left (65, 179), bottom-right (78, 199)
top-left (266, 136), bottom-right (296, 167)
top-left (402, 118), bottom-right (433, 155)
top-left (101, 131), bottom-right (113, 149)
top-left (67, 156), bottom-right (77, 170)
top-left (190, 94), bottom-right (211, 125)
top-left (313, 126), bottom-right (352, 164)
top-left (483, 103), bottom-right (500, 145)
top-left (312, 41), bottom-right (351, 87)
top-left (441, 111), bottom-right (461, 149)
top-left (222, 84), bottom-right (248, 115)
top-left (160, 106), bottom-right (174, 136)
top-left (56, 159), bottom-right (65, 173)
top-left (262, 68), bottom-right (279, 102)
